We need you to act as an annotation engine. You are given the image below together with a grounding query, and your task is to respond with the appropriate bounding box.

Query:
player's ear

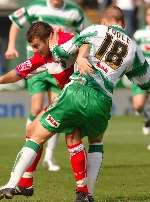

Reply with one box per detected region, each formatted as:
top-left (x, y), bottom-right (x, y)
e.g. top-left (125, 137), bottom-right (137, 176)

top-left (120, 19), bottom-right (125, 29)
top-left (122, 20), bottom-right (125, 29)
top-left (49, 31), bottom-right (58, 49)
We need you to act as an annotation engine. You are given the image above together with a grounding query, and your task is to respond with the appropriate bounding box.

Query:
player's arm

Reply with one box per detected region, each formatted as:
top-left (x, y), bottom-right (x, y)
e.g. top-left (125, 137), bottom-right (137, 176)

top-left (49, 31), bottom-right (76, 60)
top-left (5, 23), bottom-right (19, 59)
top-left (76, 44), bottom-right (93, 75)
top-left (15, 52), bottom-right (47, 78)
top-left (5, 7), bottom-right (32, 59)
top-left (0, 52), bottom-right (47, 85)
top-left (126, 45), bottom-right (150, 90)
top-left (50, 26), bottom-right (95, 61)
top-left (0, 70), bottom-right (21, 84)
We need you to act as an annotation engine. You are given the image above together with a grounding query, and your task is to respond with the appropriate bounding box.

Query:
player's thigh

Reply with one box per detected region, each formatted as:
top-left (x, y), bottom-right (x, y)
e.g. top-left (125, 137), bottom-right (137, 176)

top-left (46, 74), bottom-right (61, 105)
top-left (131, 83), bottom-right (148, 110)
top-left (82, 115), bottom-right (108, 142)
top-left (27, 110), bottom-right (53, 144)
top-left (27, 73), bottom-right (48, 114)
top-left (47, 90), bottom-right (60, 105)
top-left (132, 94), bottom-right (148, 110)
top-left (40, 84), bottom-right (79, 135)
top-left (79, 85), bottom-right (111, 139)
top-left (30, 92), bottom-right (45, 115)
top-left (26, 110), bottom-right (45, 135)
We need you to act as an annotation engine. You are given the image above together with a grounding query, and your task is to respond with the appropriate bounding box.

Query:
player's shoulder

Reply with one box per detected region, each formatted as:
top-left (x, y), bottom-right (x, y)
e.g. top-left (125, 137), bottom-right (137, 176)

top-left (82, 24), bottom-right (108, 34)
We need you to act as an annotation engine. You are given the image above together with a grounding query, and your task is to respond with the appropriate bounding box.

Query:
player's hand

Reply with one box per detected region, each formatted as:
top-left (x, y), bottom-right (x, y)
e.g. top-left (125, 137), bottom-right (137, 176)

top-left (49, 30), bottom-right (58, 50)
top-left (76, 57), bottom-right (94, 75)
top-left (5, 47), bottom-right (19, 59)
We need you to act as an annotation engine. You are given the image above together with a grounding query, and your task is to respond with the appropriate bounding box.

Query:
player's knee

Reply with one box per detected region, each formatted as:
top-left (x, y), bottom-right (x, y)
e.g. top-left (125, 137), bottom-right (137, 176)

top-left (26, 123), bottom-right (32, 135)
top-left (65, 130), bottom-right (81, 147)
top-left (25, 123), bottom-right (35, 139)
top-left (26, 126), bottom-right (39, 140)
top-left (132, 102), bottom-right (144, 112)
top-left (132, 96), bottom-right (147, 111)
top-left (26, 131), bottom-right (48, 145)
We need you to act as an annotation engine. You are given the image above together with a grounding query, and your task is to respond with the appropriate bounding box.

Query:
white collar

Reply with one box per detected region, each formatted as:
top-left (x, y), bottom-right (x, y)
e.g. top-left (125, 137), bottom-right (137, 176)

top-left (111, 24), bottom-right (123, 29)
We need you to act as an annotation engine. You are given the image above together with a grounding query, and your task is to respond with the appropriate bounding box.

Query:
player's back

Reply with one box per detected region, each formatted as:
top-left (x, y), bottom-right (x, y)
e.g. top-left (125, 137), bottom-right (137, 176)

top-left (52, 24), bottom-right (150, 97)
top-left (87, 25), bottom-right (135, 84)
top-left (81, 24), bottom-right (141, 97)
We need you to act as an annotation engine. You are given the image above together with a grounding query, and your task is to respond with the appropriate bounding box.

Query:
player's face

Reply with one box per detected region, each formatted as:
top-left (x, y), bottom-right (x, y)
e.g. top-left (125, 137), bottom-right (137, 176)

top-left (30, 37), bottom-right (49, 56)
top-left (145, 8), bottom-right (150, 26)
top-left (49, 0), bottom-right (63, 8)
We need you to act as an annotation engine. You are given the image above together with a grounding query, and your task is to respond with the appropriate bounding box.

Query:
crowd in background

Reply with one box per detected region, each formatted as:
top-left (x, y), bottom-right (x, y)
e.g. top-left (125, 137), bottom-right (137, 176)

top-left (77, 0), bottom-right (150, 37)
top-left (1, 0), bottom-right (150, 75)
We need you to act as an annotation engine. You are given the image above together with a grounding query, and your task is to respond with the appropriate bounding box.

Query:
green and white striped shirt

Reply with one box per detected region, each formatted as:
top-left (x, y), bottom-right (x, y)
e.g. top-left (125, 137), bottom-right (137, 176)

top-left (134, 26), bottom-right (150, 64)
top-left (9, 0), bottom-right (84, 33)
top-left (52, 24), bottom-right (150, 98)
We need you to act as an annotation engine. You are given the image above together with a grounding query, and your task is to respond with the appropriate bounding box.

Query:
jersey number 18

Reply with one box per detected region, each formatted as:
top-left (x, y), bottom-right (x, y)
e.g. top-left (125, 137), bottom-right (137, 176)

top-left (95, 33), bottom-right (128, 70)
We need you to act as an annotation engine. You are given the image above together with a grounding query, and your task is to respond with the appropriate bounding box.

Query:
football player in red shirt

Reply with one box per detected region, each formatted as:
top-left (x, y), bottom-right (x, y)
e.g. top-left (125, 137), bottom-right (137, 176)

top-left (0, 21), bottom-right (74, 196)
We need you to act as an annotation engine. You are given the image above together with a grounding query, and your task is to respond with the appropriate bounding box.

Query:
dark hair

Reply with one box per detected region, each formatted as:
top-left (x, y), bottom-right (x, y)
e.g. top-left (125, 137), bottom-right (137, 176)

top-left (100, 5), bottom-right (124, 23)
top-left (26, 21), bottom-right (53, 43)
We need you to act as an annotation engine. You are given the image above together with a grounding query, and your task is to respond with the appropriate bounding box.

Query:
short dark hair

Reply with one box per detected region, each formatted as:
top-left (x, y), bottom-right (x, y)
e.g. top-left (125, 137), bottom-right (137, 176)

top-left (26, 21), bottom-right (53, 43)
top-left (100, 5), bottom-right (124, 24)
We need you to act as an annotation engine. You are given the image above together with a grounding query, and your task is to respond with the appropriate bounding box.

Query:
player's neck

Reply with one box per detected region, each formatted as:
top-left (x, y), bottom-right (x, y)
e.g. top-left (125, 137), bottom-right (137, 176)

top-left (48, 0), bottom-right (64, 9)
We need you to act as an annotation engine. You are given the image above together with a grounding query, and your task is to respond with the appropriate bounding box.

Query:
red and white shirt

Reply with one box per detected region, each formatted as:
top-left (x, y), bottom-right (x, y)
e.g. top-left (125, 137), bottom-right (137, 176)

top-left (16, 31), bottom-right (74, 88)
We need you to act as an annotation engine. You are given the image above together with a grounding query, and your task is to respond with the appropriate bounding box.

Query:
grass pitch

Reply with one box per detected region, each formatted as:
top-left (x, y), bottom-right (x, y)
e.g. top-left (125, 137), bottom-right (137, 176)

top-left (0, 116), bottom-right (150, 202)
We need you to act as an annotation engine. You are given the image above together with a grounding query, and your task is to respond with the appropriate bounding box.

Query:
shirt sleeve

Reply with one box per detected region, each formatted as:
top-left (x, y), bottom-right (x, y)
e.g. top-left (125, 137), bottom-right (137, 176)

top-left (126, 45), bottom-right (150, 90)
top-left (73, 8), bottom-right (84, 33)
top-left (52, 25), bottom-right (96, 61)
top-left (9, 6), bottom-right (36, 28)
top-left (15, 53), bottom-right (47, 78)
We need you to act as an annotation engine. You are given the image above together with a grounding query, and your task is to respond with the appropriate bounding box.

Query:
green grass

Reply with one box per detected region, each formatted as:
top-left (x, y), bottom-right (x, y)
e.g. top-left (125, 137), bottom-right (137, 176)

top-left (0, 116), bottom-right (150, 201)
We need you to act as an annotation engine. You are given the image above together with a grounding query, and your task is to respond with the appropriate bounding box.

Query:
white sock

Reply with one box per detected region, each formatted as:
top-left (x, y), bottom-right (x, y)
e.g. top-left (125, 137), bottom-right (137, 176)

top-left (6, 139), bottom-right (40, 188)
top-left (87, 143), bottom-right (103, 195)
top-left (43, 134), bottom-right (59, 163)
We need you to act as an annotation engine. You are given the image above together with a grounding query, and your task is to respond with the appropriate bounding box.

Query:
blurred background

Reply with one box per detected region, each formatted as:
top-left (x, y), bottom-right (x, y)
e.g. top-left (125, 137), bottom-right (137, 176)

top-left (1, 0), bottom-right (148, 75)
top-left (1, 3), bottom-right (150, 201)
top-left (0, 0), bottom-right (150, 117)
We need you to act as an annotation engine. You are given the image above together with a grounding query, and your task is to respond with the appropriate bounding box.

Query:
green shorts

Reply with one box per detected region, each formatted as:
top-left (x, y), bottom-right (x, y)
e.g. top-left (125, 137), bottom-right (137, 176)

top-left (40, 81), bottom-right (112, 138)
top-left (27, 71), bottom-right (61, 95)
top-left (131, 83), bottom-right (146, 96)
